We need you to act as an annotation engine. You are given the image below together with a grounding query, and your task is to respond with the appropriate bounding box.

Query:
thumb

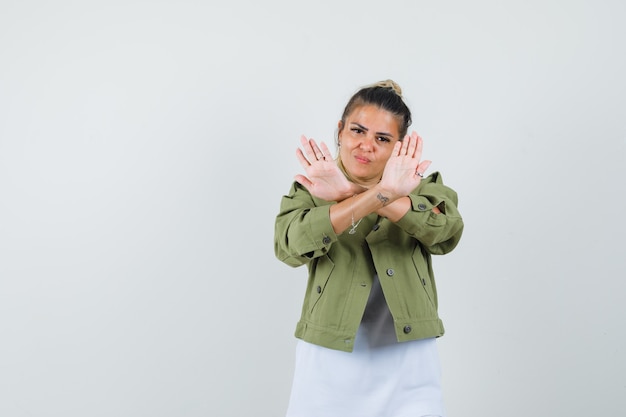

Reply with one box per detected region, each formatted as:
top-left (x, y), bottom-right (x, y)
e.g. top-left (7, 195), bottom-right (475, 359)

top-left (294, 174), bottom-right (313, 189)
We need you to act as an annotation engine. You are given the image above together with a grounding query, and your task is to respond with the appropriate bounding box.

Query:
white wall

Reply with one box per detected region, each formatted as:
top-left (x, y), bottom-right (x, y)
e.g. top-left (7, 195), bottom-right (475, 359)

top-left (1, 1), bottom-right (624, 416)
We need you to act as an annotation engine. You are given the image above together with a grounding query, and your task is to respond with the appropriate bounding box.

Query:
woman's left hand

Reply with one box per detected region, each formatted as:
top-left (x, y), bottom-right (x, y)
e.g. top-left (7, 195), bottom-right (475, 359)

top-left (378, 132), bottom-right (431, 200)
top-left (295, 135), bottom-right (358, 201)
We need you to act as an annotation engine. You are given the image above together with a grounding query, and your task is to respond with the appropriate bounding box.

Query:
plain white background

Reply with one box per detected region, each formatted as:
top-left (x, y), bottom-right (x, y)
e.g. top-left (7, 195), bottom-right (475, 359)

top-left (1, 1), bottom-right (624, 416)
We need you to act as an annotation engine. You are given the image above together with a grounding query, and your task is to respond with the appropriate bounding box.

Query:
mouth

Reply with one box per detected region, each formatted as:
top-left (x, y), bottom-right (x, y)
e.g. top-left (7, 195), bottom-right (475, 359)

top-left (354, 155), bottom-right (370, 164)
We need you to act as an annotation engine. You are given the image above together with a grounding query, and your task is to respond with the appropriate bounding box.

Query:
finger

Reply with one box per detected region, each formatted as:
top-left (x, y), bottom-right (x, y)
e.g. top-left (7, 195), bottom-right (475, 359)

top-left (294, 174), bottom-right (313, 189)
top-left (399, 134), bottom-right (410, 155)
top-left (408, 132), bottom-right (421, 158)
top-left (406, 133), bottom-right (418, 158)
top-left (296, 148), bottom-right (311, 167)
top-left (310, 139), bottom-right (328, 160)
top-left (392, 140), bottom-right (402, 156)
top-left (306, 136), bottom-right (327, 161)
top-left (300, 135), bottom-right (319, 161)
top-left (415, 160), bottom-right (432, 178)
top-left (319, 141), bottom-right (332, 160)
top-left (415, 135), bottom-right (423, 159)
top-left (308, 137), bottom-right (322, 157)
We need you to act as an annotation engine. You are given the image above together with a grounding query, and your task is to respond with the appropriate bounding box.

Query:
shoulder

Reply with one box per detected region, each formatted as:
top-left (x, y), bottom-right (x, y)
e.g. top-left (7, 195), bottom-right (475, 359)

top-left (413, 171), bottom-right (460, 202)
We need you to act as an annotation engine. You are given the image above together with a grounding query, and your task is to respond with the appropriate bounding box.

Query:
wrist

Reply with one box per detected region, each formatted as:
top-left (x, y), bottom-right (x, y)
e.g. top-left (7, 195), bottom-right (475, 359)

top-left (338, 183), bottom-right (367, 201)
top-left (371, 184), bottom-right (399, 207)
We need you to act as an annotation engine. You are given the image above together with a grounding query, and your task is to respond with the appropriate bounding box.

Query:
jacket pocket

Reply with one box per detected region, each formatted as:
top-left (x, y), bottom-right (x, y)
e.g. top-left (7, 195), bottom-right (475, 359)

top-left (307, 255), bottom-right (335, 314)
top-left (411, 246), bottom-right (436, 308)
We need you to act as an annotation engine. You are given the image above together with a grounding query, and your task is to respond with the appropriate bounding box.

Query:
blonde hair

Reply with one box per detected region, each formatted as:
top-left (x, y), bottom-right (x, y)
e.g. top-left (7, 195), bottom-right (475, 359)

top-left (367, 79), bottom-right (403, 97)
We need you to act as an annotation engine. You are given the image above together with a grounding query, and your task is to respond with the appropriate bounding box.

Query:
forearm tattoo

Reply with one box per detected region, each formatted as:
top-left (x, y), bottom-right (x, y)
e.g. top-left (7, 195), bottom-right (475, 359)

top-left (376, 192), bottom-right (390, 206)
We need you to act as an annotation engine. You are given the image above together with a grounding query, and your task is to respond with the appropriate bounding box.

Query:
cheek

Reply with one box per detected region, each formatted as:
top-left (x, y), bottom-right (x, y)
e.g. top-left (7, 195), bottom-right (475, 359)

top-left (340, 136), bottom-right (354, 152)
top-left (338, 144), bottom-right (349, 160)
top-left (378, 148), bottom-right (394, 163)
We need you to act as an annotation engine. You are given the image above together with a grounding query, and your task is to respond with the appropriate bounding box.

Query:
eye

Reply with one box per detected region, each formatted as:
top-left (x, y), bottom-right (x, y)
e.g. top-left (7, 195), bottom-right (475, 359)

top-left (351, 127), bottom-right (365, 134)
top-left (377, 136), bottom-right (391, 143)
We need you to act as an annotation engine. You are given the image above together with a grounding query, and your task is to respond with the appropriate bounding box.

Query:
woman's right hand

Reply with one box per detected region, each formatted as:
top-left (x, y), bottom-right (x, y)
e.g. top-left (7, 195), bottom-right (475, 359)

top-left (295, 135), bottom-right (362, 202)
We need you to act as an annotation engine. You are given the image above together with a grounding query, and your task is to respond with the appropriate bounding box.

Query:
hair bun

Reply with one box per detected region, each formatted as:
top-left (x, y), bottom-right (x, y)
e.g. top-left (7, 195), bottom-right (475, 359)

top-left (370, 79), bottom-right (403, 96)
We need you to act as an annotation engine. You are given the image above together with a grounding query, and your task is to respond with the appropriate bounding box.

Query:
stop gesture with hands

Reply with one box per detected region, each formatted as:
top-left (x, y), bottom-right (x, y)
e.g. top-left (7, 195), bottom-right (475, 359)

top-left (378, 132), bottom-right (431, 201)
top-left (295, 135), bottom-right (360, 201)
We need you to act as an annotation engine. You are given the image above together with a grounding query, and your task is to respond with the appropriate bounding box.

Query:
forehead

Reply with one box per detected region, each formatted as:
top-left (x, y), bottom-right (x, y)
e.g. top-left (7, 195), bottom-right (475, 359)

top-left (346, 105), bottom-right (401, 137)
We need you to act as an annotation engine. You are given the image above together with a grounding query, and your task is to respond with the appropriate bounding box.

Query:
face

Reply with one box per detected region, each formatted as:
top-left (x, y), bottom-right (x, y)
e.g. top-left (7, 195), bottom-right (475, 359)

top-left (337, 104), bottom-right (402, 187)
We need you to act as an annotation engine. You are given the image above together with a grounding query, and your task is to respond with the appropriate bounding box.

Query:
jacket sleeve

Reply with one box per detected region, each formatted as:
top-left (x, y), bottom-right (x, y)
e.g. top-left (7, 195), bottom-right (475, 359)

top-left (394, 171), bottom-right (464, 255)
top-left (274, 182), bottom-right (338, 267)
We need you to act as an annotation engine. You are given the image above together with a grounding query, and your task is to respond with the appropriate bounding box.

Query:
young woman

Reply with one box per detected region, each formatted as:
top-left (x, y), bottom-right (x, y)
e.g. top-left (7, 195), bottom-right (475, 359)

top-left (274, 80), bottom-right (464, 417)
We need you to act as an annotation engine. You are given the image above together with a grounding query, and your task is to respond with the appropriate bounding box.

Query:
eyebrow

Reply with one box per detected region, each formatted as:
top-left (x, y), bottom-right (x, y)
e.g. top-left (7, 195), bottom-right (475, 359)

top-left (350, 122), bottom-right (394, 138)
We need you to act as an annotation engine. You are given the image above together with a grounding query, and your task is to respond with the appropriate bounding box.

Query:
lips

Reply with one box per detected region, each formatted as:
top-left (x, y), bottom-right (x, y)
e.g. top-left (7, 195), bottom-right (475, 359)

top-left (354, 155), bottom-right (370, 164)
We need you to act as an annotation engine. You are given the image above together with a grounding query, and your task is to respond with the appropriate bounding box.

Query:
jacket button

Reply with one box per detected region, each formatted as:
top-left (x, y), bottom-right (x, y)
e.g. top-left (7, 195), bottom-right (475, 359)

top-left (372, 224), bottom-right (380, 231)
top-left (386, 268), bottom-right (394, 276)
top-left (403, 325), bottom-right (412, 334)
top-left (322, 236), bottom-right (331, 245)
top-left (316, 285), bottom-right (322, 294)
top-left (417, 203), bottom-right (427, 211)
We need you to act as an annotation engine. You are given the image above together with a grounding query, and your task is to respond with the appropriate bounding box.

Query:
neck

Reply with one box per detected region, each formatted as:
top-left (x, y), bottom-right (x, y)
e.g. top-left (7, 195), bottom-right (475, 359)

top-left (337, 158), bottom-right (380, 189)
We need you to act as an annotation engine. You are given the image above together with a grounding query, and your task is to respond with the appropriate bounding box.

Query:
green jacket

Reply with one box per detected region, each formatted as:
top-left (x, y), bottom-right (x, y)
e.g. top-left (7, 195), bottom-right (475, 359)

top-left (274, 172), bottom-right (464, 352)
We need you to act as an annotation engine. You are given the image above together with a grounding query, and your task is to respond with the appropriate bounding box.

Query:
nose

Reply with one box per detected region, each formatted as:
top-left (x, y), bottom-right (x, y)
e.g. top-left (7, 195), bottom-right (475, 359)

top-left (359, 134), bottom-right (375, 151)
